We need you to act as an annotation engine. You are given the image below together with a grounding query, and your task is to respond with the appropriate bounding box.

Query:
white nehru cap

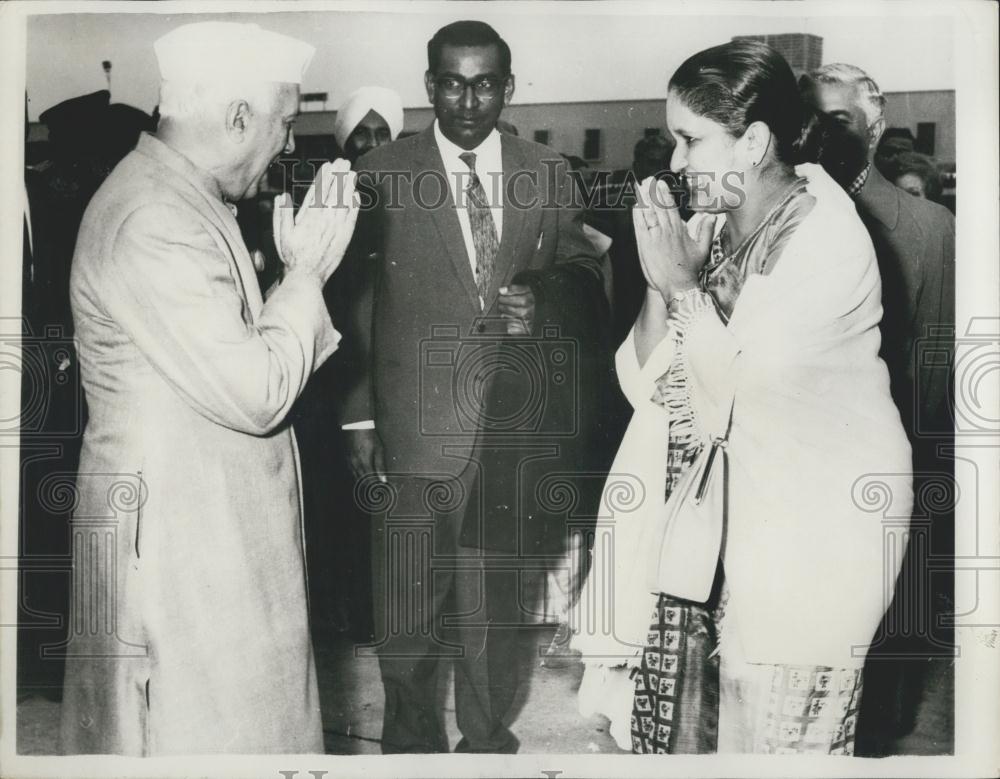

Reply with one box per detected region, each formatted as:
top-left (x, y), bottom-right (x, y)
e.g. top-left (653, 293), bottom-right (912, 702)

top-left (155, 21), bottom-right (315, 85)
top-left (333, 86), bottom-right (404, 148)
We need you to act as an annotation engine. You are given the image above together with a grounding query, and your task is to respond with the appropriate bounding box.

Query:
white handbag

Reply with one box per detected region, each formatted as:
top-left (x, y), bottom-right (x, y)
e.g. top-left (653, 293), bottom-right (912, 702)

top-left (648, 391), bottom-right (734, 603)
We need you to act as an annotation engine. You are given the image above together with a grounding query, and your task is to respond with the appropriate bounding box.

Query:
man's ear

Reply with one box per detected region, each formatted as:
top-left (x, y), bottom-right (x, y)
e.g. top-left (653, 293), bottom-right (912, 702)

top-left (502, 74), bottom-right (515, 107)
top-left (226, 99), bottom-right (251, 142)
top-left (424, 71), bottom-right (436, 104)
top-left (868, 116), bottom-right (886, 153)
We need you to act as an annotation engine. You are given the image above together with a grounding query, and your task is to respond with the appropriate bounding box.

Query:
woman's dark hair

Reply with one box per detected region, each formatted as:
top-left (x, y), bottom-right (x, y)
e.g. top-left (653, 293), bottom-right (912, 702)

top-left (427, 20), bottom-right (511, 76)
top-left (884, 151), bottom-right (943, 202)
top-left (668, 40), bottom-right (805, 164)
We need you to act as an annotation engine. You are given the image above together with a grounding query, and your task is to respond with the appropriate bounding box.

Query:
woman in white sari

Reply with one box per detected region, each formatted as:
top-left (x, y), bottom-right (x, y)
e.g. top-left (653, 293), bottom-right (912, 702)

top-left (573, 40), bottom-right (912, 755)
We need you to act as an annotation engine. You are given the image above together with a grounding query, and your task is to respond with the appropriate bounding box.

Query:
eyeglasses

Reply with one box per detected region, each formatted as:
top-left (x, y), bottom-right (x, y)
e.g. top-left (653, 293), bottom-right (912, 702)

top-left (434, 75), bottom-right (507, 100)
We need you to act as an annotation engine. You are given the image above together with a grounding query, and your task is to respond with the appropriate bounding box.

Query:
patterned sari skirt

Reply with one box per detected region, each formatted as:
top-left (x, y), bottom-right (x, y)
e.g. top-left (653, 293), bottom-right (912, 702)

top-left (631, 295), bottom-right (864, 755)
top-left (629, 588), bottom-right (722, 753)
top-left (628, 428), bottom-right (862, 754)
top-left (629, 580), bottom-right (864, 755)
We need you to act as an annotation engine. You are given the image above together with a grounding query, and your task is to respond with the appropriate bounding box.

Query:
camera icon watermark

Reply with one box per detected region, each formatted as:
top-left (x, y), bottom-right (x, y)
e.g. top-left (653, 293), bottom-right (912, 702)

top-left (418, 321), bottom-right (578, 437)
top-left (2, 318), bottom-right (85, 439)
top-left (914, 317), bottom-right (999, 438)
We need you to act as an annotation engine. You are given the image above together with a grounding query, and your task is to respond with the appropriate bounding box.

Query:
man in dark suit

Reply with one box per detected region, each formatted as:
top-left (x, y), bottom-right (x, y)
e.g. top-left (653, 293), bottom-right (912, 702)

top-left (801, 63), bottom-right (956, 756)
top-left (336, 20), bottom-right (603, 754)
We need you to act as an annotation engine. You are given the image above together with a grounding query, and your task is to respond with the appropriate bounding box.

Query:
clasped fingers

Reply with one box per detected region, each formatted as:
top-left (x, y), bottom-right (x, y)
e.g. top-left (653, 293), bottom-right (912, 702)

top-left (274, 159), bottom-right (361, 284)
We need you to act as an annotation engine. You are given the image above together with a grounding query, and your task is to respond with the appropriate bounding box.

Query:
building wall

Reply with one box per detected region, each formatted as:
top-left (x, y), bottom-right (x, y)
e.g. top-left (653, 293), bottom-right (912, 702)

top-left (26, 90), bottom-right (956, 169)
top-left (733, 33), bottom-right (824, 76)
top-left (883, 90), bottom-right (956, 164)
top-left (295, 100), bottom-right (671, 172)
top-left (299, 90), bottom-right (956, 170)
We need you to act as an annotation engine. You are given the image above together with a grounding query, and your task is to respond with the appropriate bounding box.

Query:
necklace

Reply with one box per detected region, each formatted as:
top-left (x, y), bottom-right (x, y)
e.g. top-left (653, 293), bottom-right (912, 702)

top-left (715, 177), bottom-right (807, 265)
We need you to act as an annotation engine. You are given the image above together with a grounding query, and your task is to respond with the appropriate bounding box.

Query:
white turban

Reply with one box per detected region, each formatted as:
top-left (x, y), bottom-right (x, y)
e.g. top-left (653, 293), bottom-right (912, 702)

top-left (155, 22), bottom-right (315, 85)
top-left (333, 87), bottom-right (404, 148)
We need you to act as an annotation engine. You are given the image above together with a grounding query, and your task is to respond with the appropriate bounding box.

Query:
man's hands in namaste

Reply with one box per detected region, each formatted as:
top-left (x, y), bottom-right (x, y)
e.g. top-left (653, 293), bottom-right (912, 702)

top-left (273, 158), bottom-right (360, 285)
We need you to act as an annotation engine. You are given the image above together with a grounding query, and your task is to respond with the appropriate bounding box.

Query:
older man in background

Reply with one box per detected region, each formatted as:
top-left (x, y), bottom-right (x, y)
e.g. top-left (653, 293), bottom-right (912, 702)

top-left (801, 64), bottom-right (954, 436)
top-left (59, 21), bottom-right (358, 755)
top-left (801, 63), bottom-right (956, 756)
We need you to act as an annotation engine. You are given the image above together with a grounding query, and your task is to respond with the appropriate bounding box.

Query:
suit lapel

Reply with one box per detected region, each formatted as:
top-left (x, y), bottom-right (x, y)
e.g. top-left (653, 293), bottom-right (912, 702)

top-left (482, 135), bottom-right (531, 311)
top-left (414, 128), bottom-right (482, 312)
top-left (857, 165), bottom-right (900, 231)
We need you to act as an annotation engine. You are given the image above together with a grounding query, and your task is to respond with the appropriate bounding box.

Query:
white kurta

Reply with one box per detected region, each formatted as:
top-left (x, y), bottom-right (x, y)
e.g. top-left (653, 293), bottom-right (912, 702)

top-left (59, 134), bottom-right (338, 755)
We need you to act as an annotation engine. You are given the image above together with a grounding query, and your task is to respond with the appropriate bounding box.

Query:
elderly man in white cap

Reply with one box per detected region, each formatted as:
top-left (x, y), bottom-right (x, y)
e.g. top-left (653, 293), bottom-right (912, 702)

top-left (59, 21), bottom-right (358, 755)
top-left (333, 85), bottom-right (404, 163)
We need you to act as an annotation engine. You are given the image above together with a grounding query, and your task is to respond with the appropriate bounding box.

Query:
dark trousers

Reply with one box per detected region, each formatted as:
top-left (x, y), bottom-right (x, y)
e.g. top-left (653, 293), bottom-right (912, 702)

top-left (368, 466), bottom-right (523, 753)
top-left (855, 458), bottom-right (955, 756)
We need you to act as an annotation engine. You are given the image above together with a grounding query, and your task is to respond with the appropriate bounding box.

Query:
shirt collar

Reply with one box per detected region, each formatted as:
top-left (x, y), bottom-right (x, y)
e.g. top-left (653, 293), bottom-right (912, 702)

top-left (846, 163), bottom-right (871, 198)
top-left (432, 119), bottom-right (502, 172)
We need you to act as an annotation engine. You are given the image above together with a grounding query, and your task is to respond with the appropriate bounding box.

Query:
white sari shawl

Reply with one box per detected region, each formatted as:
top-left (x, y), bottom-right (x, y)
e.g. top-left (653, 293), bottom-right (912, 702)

top-left (573, 164), bottom-right (912, 738)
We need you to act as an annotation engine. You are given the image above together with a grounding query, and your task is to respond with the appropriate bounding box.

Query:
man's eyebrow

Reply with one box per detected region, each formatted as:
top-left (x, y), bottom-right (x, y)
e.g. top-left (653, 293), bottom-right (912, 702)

top-left (436, 71), bottom-right (503, 79)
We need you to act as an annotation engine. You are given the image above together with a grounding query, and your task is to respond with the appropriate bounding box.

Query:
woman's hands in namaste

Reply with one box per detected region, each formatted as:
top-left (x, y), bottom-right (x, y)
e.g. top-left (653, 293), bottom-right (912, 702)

top-left (632, 177), bottom-right (716, 302)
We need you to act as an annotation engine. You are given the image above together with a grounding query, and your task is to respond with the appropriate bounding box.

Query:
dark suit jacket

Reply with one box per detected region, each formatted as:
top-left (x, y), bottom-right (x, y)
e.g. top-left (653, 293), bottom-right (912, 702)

top-left (856, 166), bottom-right (955, 448)
top-left (335, 126), bottom-right (604, 489)
top-left (459, 263), bottom-right (616, 554)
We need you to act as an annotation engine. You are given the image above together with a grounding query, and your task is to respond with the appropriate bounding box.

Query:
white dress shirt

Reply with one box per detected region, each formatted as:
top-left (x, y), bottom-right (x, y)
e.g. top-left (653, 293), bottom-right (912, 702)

top-left (343, 121), bottom-right (506, 431)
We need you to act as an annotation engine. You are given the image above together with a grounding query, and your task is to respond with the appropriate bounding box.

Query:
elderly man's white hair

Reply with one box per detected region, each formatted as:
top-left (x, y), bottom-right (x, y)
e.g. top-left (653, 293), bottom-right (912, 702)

top-left (158, 80), bottom-right (282, 121)
top-left (808, 63), bottom-right (887, 126)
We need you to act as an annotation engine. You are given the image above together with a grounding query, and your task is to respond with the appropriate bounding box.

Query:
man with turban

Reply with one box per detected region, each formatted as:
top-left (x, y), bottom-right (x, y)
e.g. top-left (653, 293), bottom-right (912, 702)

top-left (333, 86), bottom-right (404, 163)
top-left (59, 21), bottom-right (358, 755)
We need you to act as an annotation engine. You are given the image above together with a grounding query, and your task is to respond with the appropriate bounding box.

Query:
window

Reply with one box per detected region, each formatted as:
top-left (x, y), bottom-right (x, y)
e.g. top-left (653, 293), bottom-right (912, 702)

top-left (533, 129), bottom-right (551, 146)
top-left (298, 91), bottom-right (328, 112)
top-left (583, 128), bottom-right (602, 161)
top-left (916, 122), bottom-right (936, 156)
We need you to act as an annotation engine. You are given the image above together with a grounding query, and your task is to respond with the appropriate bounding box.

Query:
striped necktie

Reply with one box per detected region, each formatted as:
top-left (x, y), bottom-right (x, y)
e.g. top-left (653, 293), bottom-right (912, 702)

top-left (459, 151), bottom-right (498, 305)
